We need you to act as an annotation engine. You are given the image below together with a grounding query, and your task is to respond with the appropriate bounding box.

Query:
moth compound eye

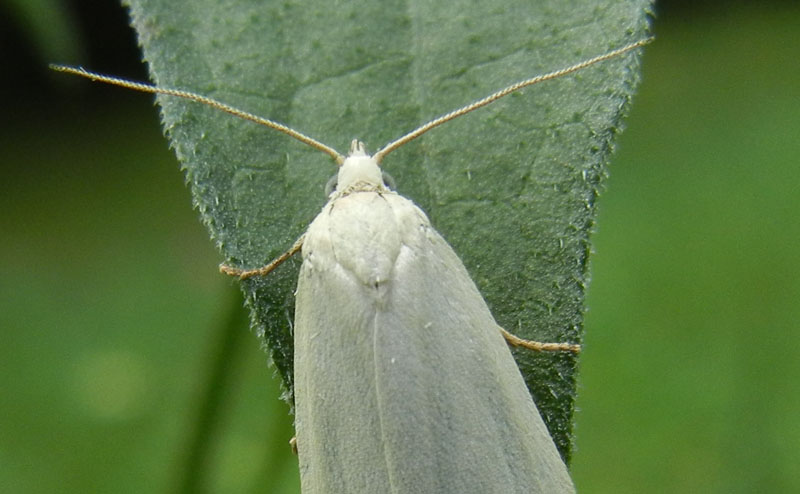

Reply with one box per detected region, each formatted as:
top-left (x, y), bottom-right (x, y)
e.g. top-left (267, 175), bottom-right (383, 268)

top-left (324, 174), bottom-right (338, 196)
top-left (381, 171), bottom-right (396, 191)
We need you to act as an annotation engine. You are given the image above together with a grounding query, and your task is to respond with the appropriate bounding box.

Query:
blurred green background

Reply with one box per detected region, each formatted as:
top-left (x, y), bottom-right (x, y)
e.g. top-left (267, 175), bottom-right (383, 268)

top-left (1, 1), bottom-right (798, 492)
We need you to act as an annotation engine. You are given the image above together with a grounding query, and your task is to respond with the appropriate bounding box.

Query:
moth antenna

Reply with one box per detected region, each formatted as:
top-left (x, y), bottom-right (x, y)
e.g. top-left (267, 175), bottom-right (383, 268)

top-left (373, 37), bottom-right (652, 163)
top-left (49, 64), bottom-right (345, 164)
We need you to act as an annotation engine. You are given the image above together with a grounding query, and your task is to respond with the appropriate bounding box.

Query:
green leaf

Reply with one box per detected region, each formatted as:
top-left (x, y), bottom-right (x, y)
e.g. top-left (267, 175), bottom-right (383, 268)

top-left (124, 0), bottom-right (651, 462)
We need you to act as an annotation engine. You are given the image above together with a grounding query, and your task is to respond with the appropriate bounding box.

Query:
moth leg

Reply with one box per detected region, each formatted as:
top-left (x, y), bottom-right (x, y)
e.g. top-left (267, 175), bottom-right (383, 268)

top-left (500, 327), bottom-right (581, 354)
top-left (219, 234), bottom-right (305, 280)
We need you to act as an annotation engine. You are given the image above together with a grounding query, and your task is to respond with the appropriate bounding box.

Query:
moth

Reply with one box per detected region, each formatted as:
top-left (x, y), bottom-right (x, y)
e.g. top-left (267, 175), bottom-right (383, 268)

top-left (53, 37), bottom-right (648, 493)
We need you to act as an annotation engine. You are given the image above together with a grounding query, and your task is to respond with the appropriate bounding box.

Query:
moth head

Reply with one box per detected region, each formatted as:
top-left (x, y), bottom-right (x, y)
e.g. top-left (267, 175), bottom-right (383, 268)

top-left (327, 139), bottom-right (392, 196)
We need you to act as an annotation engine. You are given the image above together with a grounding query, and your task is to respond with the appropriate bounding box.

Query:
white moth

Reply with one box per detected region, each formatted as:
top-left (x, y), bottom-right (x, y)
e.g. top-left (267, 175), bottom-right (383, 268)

top-left (293, 139), bottom-right (577, 493)
top-left (52, 38), bottom-right (648, 493)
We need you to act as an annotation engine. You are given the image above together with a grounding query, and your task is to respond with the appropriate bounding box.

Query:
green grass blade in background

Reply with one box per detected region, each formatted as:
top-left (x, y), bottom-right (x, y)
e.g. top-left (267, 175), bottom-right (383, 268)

top-left (174, 292), bottom-right (249, 493)
top-left (124, 0), bottom-right (651, 461)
